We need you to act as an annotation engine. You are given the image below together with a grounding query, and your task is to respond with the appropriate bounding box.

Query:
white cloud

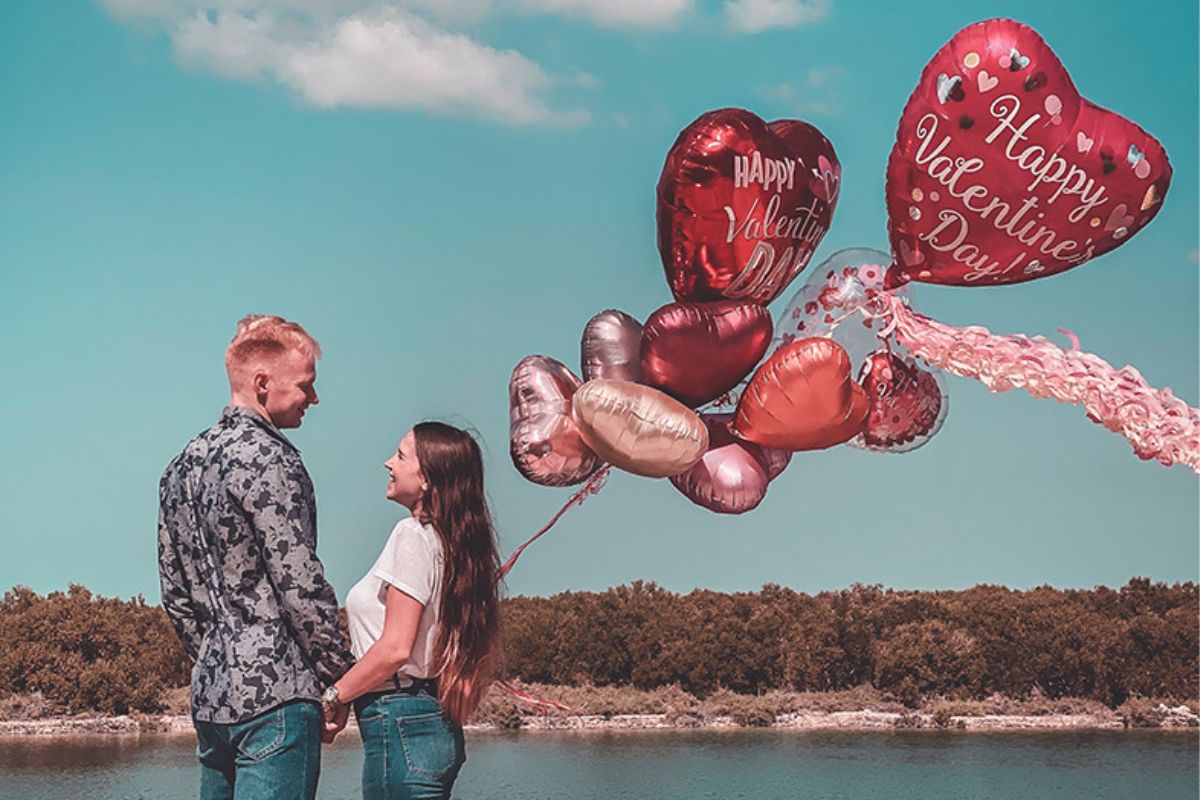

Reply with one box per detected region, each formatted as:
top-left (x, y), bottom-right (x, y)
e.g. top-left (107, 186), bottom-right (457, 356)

top-left (758, 65), bottom-right (845, 116)
top-left (102, 1), bottom-right (589, 125)
top-left (723, 0), bottom-right (830, 34)
top-left (517, 0), bottom-right (693, 28)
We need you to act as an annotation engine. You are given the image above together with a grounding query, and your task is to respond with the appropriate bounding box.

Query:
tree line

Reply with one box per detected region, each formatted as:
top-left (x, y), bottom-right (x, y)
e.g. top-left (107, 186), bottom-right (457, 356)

top-left (0, 578), bottom-right (1194, 714)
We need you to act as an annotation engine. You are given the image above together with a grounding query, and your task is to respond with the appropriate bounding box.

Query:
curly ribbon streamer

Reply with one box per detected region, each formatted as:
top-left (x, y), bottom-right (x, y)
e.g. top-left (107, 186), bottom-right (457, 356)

top-left (495, 680), bottom-right (576, 715)
top-left (873, 293), bottom-right (1200, 472)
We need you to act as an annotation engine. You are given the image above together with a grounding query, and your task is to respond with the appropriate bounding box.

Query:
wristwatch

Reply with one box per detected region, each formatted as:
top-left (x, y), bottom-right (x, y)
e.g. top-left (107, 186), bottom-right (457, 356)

top-left (321, 685), bottom-right (341, 710)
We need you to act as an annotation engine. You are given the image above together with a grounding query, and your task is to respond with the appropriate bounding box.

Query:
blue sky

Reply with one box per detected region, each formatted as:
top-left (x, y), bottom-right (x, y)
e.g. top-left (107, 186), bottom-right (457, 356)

top-left (0, 0), bottom-right (1196, 602)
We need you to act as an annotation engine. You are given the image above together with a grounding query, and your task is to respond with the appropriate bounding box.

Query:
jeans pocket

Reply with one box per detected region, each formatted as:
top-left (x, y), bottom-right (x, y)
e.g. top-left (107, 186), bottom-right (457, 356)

top-left (235, 707), bottom-right (287, 762)
top-left (397, 712), bottom-right (459, 781)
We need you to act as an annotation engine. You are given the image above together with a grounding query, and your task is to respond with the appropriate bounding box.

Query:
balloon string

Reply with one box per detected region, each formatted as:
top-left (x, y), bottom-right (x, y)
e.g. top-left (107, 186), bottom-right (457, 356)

top-left (874, 293), bottom-right (1200, 472)
top-left (498, 465), bottom-right (612, 580)
top-left (495, 679), bottom-right (576, 715)
top-left (492, 469), bottom-right (610, 717)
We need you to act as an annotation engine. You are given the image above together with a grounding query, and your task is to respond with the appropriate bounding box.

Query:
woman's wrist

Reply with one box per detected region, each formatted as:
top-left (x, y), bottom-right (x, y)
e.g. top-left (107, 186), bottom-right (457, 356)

top-left (321, 683), bottom-right (346, 710)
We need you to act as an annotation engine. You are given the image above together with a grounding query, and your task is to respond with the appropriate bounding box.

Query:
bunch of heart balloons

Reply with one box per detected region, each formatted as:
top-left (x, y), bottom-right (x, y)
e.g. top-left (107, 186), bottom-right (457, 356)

top-left (509, 17), bottom-right (1198, 524)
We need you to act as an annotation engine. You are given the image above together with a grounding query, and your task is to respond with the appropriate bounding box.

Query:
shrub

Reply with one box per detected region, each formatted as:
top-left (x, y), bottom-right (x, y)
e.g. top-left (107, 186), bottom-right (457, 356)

top-left (1117, 697), bottom-right (1166, 728)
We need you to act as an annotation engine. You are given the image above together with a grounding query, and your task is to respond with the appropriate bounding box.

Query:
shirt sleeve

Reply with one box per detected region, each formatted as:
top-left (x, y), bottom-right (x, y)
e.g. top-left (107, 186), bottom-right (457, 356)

top-left (157, 467), bottom-right (205, 661)
top-left (237, 457), bottom-right (354, 685)
top-left (373, 521), bottom-right (437, 606)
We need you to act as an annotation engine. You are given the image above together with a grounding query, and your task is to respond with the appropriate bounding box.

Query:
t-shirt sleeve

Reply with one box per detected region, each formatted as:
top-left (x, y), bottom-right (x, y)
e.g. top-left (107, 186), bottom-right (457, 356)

top-left (373, 520), bottom-right (436, 606)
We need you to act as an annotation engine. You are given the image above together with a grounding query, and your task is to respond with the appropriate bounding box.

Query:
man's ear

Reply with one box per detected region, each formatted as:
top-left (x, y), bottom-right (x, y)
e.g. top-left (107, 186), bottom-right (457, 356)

top-left (254, 369), bottom-right (270, 397)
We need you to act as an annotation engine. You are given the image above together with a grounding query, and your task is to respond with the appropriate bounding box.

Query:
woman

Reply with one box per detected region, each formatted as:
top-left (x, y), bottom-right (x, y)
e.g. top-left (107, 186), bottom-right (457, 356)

top-left (323, 421), bottom-right (502, 799)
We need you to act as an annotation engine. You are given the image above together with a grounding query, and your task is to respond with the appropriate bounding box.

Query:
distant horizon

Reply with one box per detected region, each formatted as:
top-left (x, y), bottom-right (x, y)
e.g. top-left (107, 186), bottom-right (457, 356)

top-left (6, 574), bottom-right (1196, 605)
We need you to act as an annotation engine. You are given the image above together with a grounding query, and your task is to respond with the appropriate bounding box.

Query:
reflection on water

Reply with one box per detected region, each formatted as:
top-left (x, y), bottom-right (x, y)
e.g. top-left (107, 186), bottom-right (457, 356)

top-left (1, 729), bottom-right (1196, 800)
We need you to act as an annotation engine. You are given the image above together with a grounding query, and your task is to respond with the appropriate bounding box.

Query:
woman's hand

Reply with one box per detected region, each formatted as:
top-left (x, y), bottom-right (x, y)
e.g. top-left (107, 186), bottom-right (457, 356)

top-left (321, 702), bottom-right (349, 744)
top-left (324, 586), bottom-right (424, 705)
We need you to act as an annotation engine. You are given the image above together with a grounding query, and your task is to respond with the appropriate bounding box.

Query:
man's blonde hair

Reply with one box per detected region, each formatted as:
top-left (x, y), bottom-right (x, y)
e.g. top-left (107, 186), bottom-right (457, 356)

top-left (225, 315), bottom-right (321, 379)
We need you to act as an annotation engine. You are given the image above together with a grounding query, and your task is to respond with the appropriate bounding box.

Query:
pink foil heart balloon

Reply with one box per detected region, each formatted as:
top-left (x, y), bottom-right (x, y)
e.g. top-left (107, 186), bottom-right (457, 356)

top-left (657, 108), bottom-right (839, 305)
top-left (857, 351), bottom-right (947, 452)
top-left (509, 355), bottom-right (600, 486)
top-left (670, 413), bottom-right (791, 514)
top-left (641, 300), bottom-right (773, 408)
top-left (885, 19), bottom-right (1171, 288)
top-left (581, 309), bottom-right (643, 383)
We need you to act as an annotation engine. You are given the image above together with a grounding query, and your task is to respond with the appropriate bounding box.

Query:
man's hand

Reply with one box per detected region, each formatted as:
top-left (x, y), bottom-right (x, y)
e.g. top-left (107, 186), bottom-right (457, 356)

top-left (321, 702), bottom-right (349, 744)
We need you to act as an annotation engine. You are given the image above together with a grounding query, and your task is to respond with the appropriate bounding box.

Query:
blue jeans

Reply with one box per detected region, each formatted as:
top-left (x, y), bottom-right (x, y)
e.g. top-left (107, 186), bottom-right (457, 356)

top-left (354, 690), bottom-right (466, 800)
top-left (194, 699), bottom-right (322, 800)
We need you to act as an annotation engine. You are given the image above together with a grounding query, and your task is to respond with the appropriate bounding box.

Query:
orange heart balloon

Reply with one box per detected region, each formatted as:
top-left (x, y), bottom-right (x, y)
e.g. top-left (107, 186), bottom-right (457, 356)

top-left (733, 337), bottom-right (868, 451)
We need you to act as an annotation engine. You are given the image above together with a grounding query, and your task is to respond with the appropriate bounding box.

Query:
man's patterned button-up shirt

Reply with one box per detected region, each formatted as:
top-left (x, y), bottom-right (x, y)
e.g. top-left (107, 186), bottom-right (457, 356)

top-left (157, 406), bottom-right (353, 723)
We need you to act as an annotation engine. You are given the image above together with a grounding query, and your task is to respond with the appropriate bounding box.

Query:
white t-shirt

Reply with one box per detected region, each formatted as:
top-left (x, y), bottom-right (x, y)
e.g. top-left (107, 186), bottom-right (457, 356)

top-left (345, 517), bottom-right (444, 689)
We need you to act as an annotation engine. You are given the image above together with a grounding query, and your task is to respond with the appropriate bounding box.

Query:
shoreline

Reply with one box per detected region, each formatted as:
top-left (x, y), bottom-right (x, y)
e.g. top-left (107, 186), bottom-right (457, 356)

top-left (3, 706), bottom-right (1197, 738)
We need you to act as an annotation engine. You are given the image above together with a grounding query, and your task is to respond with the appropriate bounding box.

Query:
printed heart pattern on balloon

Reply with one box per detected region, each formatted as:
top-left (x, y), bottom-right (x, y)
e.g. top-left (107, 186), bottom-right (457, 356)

top-left (657, 108), bottom-right (839, 305)
top-left (884, 18), bottom-right (1171, 289)
top-left (858, 351), bottom-right (944, 450)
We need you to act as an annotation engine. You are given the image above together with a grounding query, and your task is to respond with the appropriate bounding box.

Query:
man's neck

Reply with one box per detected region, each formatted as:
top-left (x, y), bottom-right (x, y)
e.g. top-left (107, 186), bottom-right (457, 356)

top-left (229, 396), bottom-right (274, 427)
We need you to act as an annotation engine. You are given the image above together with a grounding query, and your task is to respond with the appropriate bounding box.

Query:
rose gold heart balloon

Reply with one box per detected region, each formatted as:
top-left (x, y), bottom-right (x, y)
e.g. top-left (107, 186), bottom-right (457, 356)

top-left (509, 355), bottom-right (600, 486)
top-left (669, 413), bottom-right (791, 514)
top-left (581, 309), bottom-right (643, 383)
top-left (641, 300), bottom-right (773, 407)
top-left (734, 337), bottom-right (868, 451)
top-left (857, 350), bottom-right (948, 452)
top-left (572, 379), bottom-right (708, 478)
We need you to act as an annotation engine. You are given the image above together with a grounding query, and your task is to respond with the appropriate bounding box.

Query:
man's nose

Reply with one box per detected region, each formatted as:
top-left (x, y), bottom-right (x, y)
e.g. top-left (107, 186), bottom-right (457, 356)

top-left (310, 390), bottom-right (319, 405)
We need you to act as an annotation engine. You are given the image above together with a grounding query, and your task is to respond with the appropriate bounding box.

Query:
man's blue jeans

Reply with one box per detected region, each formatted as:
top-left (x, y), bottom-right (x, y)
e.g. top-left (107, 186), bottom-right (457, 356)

top-left (194, 699), bottom-right (322, 800)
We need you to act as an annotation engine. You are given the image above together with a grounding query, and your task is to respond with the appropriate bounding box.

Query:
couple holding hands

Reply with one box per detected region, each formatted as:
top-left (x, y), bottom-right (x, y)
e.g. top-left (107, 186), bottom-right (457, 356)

top-left (158, 314), bottom-right (500, 800)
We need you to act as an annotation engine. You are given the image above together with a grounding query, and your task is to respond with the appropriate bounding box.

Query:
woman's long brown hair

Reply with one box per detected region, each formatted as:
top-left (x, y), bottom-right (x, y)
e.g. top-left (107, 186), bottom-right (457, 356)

top-left (413, 421), bottom-right (502, 723)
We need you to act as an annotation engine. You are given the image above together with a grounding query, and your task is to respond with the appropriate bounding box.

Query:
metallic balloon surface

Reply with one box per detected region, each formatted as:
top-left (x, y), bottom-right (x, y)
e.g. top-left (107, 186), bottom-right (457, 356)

top-left (582, 309), bottom-right (643, 383)
top-left (657, 108), bottom-right (839, 305)
top-left (641, 300), bottom-right (773, 408)
top-left (669, 413), bottom-right (791, 514)
top-left (571, 379), bottom-right (708, 478)
top-left (886, 19), bottom-right (1171, 289)
top-left (509, 355), bottom-right (600, 486)
top-left (734, 337), bottom-right (868, 451)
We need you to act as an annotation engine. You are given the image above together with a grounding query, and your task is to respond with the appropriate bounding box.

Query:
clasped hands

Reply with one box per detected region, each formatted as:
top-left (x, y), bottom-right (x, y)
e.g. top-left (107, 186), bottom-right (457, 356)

top-left (321, 700), bottom-right (350, 744)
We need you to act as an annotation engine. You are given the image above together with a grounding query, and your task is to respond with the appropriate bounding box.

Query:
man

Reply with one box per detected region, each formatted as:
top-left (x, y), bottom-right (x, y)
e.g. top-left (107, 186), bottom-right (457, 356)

top-left (158, 315), bottom-right (353, 800)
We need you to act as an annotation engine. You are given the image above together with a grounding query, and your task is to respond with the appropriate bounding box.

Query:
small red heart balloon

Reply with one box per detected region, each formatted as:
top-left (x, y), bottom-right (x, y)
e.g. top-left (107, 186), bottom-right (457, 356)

top-left (658, 108), bottom-right (839, 305)
top-left (885, 19), bottom-right (1171, 288)
top-left (859, 351), bottom-right (945, 450)
top-left (669, 413), bottom-right (791, 515)
top-left (733, 337), bottom-right (868, 451)
top-left (641, 300), bottom-right (773, 407)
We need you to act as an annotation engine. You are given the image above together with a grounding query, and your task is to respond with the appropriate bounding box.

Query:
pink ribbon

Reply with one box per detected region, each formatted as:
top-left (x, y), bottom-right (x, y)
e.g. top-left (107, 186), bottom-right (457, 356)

top-left (872, 294), bottom-right (1200, 472)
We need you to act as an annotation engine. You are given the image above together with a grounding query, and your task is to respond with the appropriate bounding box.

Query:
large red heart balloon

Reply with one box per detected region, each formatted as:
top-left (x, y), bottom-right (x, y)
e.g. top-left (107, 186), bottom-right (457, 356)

top-left (733, 337), bottom-right (868, 451)
top-left (669, 413), bottom-right (791, 514)
top-left (658, 108), bottom-right (839, 305)
top-left (641, 300), bottom-right (773, 408)
top-left (885, 19), bottom-right (1171, 289)
top-left (858, 351), bottom-right (945, 450)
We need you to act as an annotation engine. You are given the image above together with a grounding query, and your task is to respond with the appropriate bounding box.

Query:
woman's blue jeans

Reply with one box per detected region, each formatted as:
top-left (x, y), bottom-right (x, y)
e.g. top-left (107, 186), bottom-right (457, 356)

top-left (194, 699), bottom-right (321, 800)
top-left (354, 689), bottom-right (466, 800)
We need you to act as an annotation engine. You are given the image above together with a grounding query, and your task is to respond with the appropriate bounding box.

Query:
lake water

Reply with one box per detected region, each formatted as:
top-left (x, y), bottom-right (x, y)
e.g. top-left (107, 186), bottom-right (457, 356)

top-left (0, 729), bottom-right (1196, 799)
